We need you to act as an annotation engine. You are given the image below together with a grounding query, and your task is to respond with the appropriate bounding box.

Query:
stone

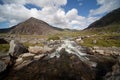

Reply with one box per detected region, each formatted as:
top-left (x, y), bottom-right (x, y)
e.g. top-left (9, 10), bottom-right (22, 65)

top-left (15, 58), bottom-right (23, 66)
top-left (22, 53), bottom-right (35, 60)
top-left (93, 40), bottom-right (97, 44)
top-left (93, 46), bottom-right (99, 50)
top-left (28, 46), bottom-right (54, 54)
top-left (28, 46), bottom-right (43, 54)
top-left (14, 60), bottom-right (33, 70)
top-left (8, 40), bottom-right (28, 57)
top-left (34, 54), bottom-right (45, 60)
top-left (95, 50), bottom-right (104, 55)
top-left (76, 38), bottom-right (82, 42)
top-left (43, 46), bottom-right (54, 53)
top-left (0, 61), bottom-right (7, 72)
top-left (105, 63), bottom-right (120, 80)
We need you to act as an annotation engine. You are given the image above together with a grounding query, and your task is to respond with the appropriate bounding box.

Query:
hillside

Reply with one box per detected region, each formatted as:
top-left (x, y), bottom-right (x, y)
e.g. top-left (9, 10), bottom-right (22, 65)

top-left (0, 17), bottom-right (63, 35)
top-left (79, 8), bottom-right (120, 47)
top-left (86, 8), bottom-right (120, 30)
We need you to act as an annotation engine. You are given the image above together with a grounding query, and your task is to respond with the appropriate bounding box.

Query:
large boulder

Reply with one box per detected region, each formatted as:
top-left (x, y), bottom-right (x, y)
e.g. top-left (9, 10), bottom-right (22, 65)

top-left (8, 40), bottom-right (28, 57)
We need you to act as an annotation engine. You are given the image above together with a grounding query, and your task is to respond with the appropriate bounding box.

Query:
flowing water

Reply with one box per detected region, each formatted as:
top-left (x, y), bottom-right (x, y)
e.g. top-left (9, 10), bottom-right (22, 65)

top-left (48, 39), bottom-right (97, 67)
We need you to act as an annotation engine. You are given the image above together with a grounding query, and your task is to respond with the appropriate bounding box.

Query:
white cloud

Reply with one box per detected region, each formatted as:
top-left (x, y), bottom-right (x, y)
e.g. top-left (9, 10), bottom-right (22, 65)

top-left (0, 0), bottom-right (99, 30)
top-left (0, 17), bottom-right (6, 22)
top-left (90, 0), bottom-right (120, 16)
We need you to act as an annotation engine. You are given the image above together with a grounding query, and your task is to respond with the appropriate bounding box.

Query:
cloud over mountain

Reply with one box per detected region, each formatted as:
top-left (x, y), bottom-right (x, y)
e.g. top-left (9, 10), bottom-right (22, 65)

top-left (0, 0), bottom-right (119, 29)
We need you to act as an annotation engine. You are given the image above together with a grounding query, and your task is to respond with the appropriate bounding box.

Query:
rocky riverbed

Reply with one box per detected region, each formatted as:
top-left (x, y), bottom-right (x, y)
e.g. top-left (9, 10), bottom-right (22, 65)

top-left (0, 39), bottom-right (120, 80)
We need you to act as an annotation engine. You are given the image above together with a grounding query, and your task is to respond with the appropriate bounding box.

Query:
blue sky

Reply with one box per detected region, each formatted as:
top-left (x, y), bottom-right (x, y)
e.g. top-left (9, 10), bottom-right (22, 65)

top-left (0, 0), bottom-right (120, 29)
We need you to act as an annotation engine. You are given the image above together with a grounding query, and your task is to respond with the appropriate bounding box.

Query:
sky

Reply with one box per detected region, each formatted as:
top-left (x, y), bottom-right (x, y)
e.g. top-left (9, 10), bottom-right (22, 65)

top-left (0, 0), bottom-right (120, 30)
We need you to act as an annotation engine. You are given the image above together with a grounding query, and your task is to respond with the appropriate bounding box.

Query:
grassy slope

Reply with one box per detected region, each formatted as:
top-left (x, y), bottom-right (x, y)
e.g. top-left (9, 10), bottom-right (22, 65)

top-left (79, 22), bottom-right (120, 47)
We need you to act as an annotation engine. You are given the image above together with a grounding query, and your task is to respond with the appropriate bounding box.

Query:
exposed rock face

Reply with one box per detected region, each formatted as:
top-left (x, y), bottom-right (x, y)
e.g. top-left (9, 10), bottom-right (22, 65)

top-left (8, 40), bottom-right (28, 57)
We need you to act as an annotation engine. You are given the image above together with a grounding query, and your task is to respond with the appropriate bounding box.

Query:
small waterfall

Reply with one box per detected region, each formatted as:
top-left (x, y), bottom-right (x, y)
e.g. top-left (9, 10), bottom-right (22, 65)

top-left (48, 39), bottom-right (97, 67)
top-left (48, 40), bottom-right (87, 59)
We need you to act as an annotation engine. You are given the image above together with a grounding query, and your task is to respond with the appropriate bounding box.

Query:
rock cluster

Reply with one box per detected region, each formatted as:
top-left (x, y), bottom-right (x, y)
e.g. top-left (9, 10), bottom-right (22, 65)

top-left (28, 46), bottom-right (54, 54)
top-left (87, 46), bottom-right (120, 56)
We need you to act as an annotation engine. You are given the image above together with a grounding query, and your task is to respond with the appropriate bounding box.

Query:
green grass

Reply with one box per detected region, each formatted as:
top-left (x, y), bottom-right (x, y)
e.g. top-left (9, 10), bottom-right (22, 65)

top-left (80, 34), bottom-right (120, 47)
top-left (0, 44), bottom-right (9, 53)
top-left (47, 35), bottom-right (60, 41)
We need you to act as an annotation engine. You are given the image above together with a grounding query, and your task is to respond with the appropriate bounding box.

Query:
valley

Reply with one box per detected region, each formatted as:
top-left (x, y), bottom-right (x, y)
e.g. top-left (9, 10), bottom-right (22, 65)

top-left (0, 8), bottom-right (120, 80)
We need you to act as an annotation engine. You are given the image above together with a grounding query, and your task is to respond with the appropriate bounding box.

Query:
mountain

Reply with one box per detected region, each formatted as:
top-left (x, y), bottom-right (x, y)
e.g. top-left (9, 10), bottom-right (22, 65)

top-left (0, 17), bottom-right (63, 35)
top-left (85, 8), bottom-right (120, 32)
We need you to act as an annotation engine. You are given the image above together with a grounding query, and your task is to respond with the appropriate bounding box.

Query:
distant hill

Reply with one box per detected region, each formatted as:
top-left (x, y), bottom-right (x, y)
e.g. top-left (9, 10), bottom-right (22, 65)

top-left (0, 17), bottom-right (63, 35)
top-left (85, 8), bottom-right (120, 33)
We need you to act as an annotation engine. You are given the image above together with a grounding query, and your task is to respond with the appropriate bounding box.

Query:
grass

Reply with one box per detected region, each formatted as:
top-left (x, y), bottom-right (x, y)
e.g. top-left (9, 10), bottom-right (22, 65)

top-left (0, 44), bottom-right (9, 53)
top-left (47, 35), bottom-right (60, 41)
top-left (80, 34), bottom-right (120, 47)
top-left (23, 42), bottom-right (44, 48)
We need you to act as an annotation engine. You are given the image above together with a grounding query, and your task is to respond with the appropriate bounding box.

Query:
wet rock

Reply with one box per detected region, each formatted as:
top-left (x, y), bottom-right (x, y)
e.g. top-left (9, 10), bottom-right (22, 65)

top-left (8, 40), bottom-right (28, 57)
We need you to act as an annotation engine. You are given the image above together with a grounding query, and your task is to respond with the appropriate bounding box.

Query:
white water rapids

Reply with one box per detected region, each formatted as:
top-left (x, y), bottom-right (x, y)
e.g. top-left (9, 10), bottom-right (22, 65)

top-left (48, 40), bottom-right (97, 67)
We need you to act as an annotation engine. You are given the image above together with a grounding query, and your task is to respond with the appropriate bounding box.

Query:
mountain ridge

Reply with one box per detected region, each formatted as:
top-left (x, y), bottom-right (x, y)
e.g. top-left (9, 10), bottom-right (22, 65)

top-left (86, 8), bottom-right (120, 29)
top-left (0, 17), bottom-right (63, 35)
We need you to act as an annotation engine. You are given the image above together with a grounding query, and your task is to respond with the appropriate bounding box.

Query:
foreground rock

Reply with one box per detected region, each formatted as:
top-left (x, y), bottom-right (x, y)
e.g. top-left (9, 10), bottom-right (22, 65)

top-left (8, 40), bottom-right (28, 57)
top-left (105, 57), bottom-right (120, 80)
top-left (0, 61), bottom-right (7, 72)
top-left (3, 49), bottom-right (117, 80)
